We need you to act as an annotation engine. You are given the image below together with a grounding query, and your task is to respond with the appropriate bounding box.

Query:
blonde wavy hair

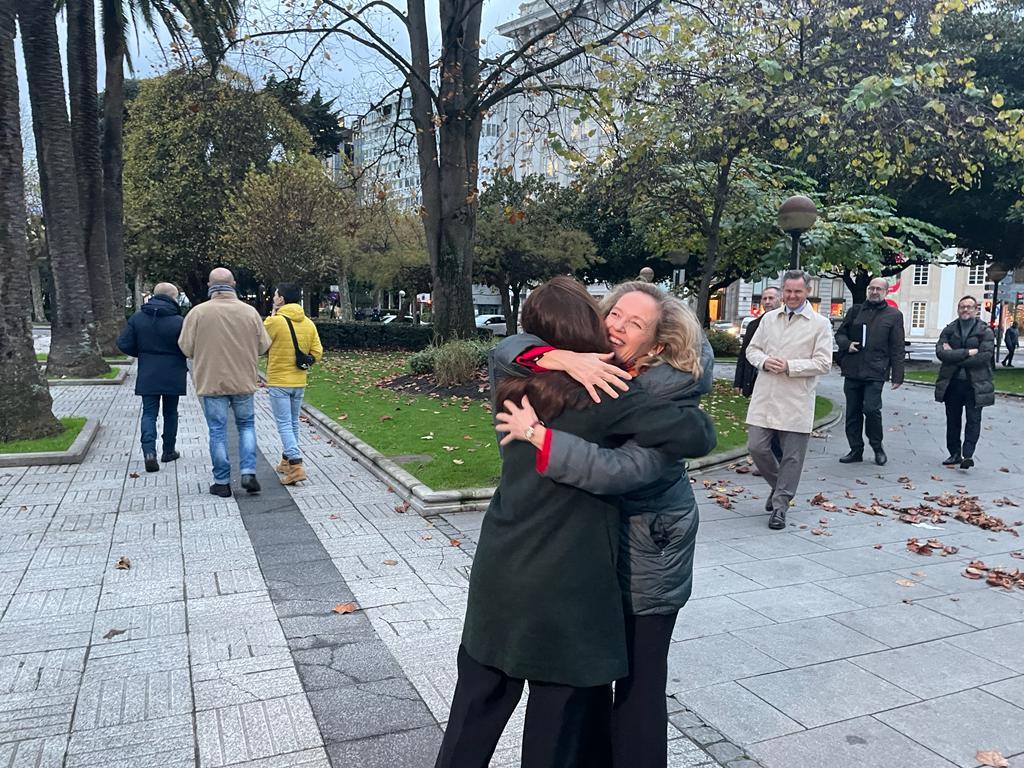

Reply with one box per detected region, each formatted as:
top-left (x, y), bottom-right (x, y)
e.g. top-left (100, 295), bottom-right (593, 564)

top-left (599, 281), bottom-right (704, 379)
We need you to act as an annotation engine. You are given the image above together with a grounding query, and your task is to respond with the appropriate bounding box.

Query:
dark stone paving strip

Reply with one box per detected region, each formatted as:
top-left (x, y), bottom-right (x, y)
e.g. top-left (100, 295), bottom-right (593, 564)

top-left (231, 448), bottom-right (443, 767)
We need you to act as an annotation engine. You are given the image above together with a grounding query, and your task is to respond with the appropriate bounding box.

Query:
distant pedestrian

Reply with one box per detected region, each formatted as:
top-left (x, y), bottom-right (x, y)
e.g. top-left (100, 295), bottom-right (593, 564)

top-left (264, 283), bottom-right (323, 485)
top-left (935, 296), bottom-right (994, 469)
top-left (1002, 321), bottom-right (1019, 367)
top-left (743, 271), bottom-right (833, 530)
top-left (734, 287), bottom-right (782, 471)
top-left (834, 277), bottom-right (905, 466)
top-left (116, 282), bottom-right (187, 473)
top-left (178, 267), bottom-right (271, 497)
top-left (734, 287), bottom-right (781, 397)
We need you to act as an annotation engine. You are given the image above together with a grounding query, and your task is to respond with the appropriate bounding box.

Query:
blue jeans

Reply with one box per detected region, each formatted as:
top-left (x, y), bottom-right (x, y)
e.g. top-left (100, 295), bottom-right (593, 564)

top-left (201, 394), bottom-right (257, 484)
top-left (268, 386), bottom-right (305, 461)
top-left (140, 395), bottom-right (179, 455)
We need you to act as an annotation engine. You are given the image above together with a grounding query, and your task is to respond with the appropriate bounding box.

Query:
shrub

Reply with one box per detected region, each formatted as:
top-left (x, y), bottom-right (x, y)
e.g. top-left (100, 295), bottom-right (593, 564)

top-left (706, 328), bottom-right (742, 357)
top-left (315, 320), bottom-right (434, 351)
top-left (433, 340), bottom-right (480, 386)
top-left (407, 337), bottom-right (496, 376)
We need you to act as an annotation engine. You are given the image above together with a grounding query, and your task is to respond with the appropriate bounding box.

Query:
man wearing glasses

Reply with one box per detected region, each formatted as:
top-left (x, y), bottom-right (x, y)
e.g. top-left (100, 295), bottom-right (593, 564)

top-left (834, 277), bottom-right (905, 466)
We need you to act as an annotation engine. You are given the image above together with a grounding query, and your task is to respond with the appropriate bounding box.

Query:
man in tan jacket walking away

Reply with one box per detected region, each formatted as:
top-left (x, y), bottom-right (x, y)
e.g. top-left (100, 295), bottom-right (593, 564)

top-left (744, 270), bottom-right (834, 530)
top-left (179, 267), bottom-right (271, 498)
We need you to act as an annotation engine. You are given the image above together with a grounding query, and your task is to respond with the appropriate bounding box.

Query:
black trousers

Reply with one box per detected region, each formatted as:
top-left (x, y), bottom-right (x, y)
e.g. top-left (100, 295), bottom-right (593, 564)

top-left (435, 646), bottom-right (612, 768)
top-left (612, 612), bottom-right (678, 768)
top-left (843, 378), bottom-right (885, 453)
top-left (944, 378), bottom-right (983, 458)
top-left (1003, 346), bottom-right (1016, 366)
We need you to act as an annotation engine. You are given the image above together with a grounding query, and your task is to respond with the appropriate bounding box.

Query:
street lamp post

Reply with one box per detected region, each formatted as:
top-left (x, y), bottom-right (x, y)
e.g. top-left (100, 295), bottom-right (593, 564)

top-left (638, 267), bottom-right (655, 283)
top-left (398, 289), bottom-right (406, 319)
top-left (777, 195), bottom-right (819, 270)
top-left (987, 264), bottom-right (1009, 366)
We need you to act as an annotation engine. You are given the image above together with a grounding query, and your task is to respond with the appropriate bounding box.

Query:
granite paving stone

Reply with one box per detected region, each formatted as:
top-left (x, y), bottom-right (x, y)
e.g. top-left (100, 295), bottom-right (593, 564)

top-left (730, 583), bottom-right (865, 622)
top-left (676, 682), bottom-right (804, 744)
top-left (817, 570), bottom-right (944, 607)
top-left (738, 660), bottom-right (919, 728)
top-left (666, 634), bottom-right (787, 694)
top-left (724, 555), bottom-right (845, 589)
top-left (731, 616), bottom-right (886, 667)
top-left (749, 716), bottom-right (958, 768)
top-left (946, 622), bottom-right (1024, 672)
top-left (915, 589), bottom-right (1024, 629)
top-left (876, 688), bottom-right (1024, 768)
top-left (982, 675), bottom-right (1024, 709)
top-left (830, 602), bottom-right (975, 647)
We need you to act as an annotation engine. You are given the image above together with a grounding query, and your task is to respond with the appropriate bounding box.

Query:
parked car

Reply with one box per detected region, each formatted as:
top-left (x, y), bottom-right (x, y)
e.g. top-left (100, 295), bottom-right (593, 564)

top-left (711, 320), bottom-right (741, 336)
top-left (382, 315), bottom-right (430, 326)
top-left (475, 314), bottom-right (508, 336)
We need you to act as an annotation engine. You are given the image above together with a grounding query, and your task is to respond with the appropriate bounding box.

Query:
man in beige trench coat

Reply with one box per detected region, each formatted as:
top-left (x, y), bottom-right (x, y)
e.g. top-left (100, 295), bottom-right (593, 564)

top-left (744, 270), bottom-right (834, 530)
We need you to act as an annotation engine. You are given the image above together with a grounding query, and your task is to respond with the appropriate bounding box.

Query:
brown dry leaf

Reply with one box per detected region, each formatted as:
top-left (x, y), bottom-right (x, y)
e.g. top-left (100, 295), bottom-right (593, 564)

top-left (1010, 551), bottom-right (1024, 560)
top-left (379, 415), bottom-right (393, 422)
top-left (999, 467), bottom-right (1010, 473)
top-left (844, 491), bottom-right (856, 499)
top-left (911, 570), bottom-right (927, 577)
top-left (993, 497), bottom-right (1019, 507)
top-left (328, 514), bottom-right (339, 520)
top-left (895, 579), bottom-right (917, 587)
top-left (129, 472), bottom-right (140, 479)
top-left (811, 528), bottom-right (831, 536)
top-left (114, 557), bottom-right (131, 570)
top-left (930, 474), bottom-right (943, 481)
top-left (394, 501), bottom-right (410, 514)
top-left (897, 476), bottom-right (912, 483)
top-left (976, 750), bottom-right (1009, 768)
top-left (450, 539), bottom-right (462, 547)
top-left (819, 517), bottom-right (830, 524)
top-left (332, 602), bottom-right (359, 614)
top-left (810, 493), bottom-right (829, 506)
top-left (382, 560), bottom-right (398, 566)
top-left (337, 413), bottom-right (348, 420)
top-left (856, 478), bottom-right (869, 485)
top-left (421, 534), bottom-right (433, 541)
top-left (102, 628), bottom-right (127, 640)
top-left (873, 544), bottom-right (883, 549)
top-left (735, 465), bottom-right (751, 474)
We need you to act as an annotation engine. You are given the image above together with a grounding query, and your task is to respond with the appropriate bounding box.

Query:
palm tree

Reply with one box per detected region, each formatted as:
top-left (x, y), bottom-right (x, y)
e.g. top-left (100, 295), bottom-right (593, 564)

top-left (17, 0), bottom-right (109, 379)
top-left (101, 0), bottom-right (239, 308)
top-left (1, 5), bottom-right (61, 441)
top-left (68, 0), bottom-right (118, 354)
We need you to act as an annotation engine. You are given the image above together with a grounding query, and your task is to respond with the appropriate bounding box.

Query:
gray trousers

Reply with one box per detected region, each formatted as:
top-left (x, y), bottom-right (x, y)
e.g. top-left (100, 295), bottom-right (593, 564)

top-left (748, 426), bottom-right (811, 515)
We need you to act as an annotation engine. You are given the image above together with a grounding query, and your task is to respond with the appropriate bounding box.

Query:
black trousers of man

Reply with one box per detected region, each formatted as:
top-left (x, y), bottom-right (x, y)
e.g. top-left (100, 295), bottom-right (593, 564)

top-left (1003, 346), bottom-right (1017, 366)
top-left (435, 646), bottom-right (612, 768)
top-left (944, 378), bottom-right (983, 459)
top-left (611, 612), bottom-right (678, 768)
top-left (843, 378), bottom-right (885, 454)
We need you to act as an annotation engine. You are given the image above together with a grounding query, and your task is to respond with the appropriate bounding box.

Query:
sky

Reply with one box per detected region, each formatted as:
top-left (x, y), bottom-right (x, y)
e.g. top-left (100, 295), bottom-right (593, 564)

top-left (16, 0), bottom-right (526, 159)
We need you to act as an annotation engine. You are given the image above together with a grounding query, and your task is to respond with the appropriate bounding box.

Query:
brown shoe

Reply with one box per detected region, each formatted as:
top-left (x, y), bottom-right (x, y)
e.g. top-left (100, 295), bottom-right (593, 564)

top-left (276, 455), bottom-right (289, 473)
top-left (280, 459), bottom-right (307, 485)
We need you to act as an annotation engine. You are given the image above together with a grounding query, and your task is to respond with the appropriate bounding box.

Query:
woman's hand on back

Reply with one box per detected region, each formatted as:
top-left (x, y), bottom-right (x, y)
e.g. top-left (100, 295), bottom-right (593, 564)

top-left (495, 396), bottom-right (547, 448)
top-left (538, 350), bottom-right (632, 403)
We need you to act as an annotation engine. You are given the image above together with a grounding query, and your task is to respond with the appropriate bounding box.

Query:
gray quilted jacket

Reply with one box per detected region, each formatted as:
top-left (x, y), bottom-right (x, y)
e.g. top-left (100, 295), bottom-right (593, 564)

top-left (490, 334), bottom-right (716, 615)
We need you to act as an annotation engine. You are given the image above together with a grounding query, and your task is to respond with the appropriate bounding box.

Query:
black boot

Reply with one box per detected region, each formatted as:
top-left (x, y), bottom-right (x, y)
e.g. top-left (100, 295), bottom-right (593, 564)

top-left (941, 453), bottom-right (962, 467)
top-left (960, 456), bottom-right (975, 469)
top-left (240, 474), bottom-right (261, 494)
top-left (209, 483), bottom-right (231, 498)
top-left (874, 447), bottom-right (887, 466)
top-left (144, 454), bottom-right (159, 472)
top-left (161, 450), bottom-right (180, 463)
top-left (839, 451), bottom-right (863, 464)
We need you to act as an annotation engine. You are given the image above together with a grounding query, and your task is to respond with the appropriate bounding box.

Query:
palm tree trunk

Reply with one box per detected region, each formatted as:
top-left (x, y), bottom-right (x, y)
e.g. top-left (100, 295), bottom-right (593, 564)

top-left (17, 0), bottom-right (109, 378)
top-left (67, 0), bottom-right (118, 355)
top-left (101, 0), bottom-right (127, 319)
top-left (0, 6), bottom-right (61, 441)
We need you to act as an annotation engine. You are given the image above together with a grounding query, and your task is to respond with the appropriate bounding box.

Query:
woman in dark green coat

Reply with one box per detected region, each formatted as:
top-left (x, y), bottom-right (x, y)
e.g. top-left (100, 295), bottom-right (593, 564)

top-left (435, 278), bottom-right (715, 768)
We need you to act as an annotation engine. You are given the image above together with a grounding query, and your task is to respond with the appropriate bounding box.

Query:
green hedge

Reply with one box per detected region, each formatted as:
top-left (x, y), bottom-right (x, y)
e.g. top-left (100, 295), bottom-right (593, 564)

top-left (707, 328), bottom-right (742, 357)
top-left (314, 321), bottom-right (493, 351)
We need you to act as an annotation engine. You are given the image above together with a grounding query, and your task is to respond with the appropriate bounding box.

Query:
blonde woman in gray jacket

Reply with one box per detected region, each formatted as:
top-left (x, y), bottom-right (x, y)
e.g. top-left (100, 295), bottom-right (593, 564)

top-left (492, 281), bottom-right (715, 768)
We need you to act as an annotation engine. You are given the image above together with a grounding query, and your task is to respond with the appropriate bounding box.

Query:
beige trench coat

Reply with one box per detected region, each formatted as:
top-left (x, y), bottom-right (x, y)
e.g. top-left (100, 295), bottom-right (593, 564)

top-left (744, 304), bottom-right (834, 434)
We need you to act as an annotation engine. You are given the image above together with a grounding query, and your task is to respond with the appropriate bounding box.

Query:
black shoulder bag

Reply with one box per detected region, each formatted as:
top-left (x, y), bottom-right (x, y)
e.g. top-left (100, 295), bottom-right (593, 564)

top-left (283, 317), bottom-right (316, 370)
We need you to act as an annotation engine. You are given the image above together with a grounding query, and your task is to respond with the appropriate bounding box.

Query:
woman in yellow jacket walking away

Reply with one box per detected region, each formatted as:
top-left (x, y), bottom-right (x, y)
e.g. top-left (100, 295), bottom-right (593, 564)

top-left (264, 284), bottom-right (323, 484)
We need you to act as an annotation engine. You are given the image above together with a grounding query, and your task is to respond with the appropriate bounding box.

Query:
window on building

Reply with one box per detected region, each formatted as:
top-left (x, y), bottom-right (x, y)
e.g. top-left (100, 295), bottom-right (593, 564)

top-left (969, 264), bottom-right (986, 285)
top-left (911, 301), bottom-right (927, 329)
top-left (913, 264), bottom-right (930, 286)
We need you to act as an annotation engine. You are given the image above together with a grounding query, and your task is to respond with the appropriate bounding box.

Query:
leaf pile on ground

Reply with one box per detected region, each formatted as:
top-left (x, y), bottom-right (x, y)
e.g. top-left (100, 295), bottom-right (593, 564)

top-left (905, 537), bottom-right (958, 556)
top-left (703, 478), bottom-right (746, 509)
top-left (962, 559), bottom-right (1024, 591)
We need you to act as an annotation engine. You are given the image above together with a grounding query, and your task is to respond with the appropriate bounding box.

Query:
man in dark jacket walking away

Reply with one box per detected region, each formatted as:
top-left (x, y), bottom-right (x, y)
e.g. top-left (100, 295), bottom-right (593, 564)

top-left (117, 282), bottom-right (188, 473)
top-left (935, 296), bottom-right (995, 469)
top-left (1002, 321), bottom-right (1019, 367)
top-left (834, 277), bottom-right (905, 466)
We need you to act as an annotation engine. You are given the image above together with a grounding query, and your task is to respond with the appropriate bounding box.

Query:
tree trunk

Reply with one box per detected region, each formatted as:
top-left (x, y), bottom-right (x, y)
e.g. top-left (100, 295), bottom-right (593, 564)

top-left (101, 0), bottom-right (127, 318)
top-left (133, 266), bottom-right (145, 313)
top-left (0, 7), bottom-right (61, 441)
top-left (338, 263), bottom-right (353, 320)
top-left (67, 0), bottom-right (118, 354)
top-left (407, 0), bottom-right (482, 340)
top-left (843, 271), bottom-right (870, 305)
top-left (18, 0), bottom-right (108, 378)
top-left (29, 259), bottom-right (46, 322)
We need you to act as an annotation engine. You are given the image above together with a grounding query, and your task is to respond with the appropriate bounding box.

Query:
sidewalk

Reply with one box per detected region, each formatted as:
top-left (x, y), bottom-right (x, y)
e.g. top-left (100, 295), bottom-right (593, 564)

top-left (2, 361), bottom-right (1023, 767)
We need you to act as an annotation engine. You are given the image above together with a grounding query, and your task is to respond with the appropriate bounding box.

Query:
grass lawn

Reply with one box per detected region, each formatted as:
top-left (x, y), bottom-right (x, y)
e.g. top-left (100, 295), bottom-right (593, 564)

top-left (0, 417), bottom-right (87, 454)
top-left (37, 353), bottom-right (129, 362)
top-left (905, 367), bottom-right (1024, 394)
top-left (47, 368), bottom-right (119, 380)
top-left (301, 352), bottom-right (837, 490)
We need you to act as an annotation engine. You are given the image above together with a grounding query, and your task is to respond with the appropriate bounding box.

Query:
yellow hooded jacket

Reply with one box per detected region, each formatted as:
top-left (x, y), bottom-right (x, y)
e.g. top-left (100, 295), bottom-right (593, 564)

top-left (263, 303), bottom-right (324, 387)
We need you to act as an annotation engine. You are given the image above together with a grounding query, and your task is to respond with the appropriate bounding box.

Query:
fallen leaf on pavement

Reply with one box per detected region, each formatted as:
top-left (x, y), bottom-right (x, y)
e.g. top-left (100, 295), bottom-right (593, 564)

top-left (931, 475), bottom-right (943, 481)
top-left (976, 750), bottom-right (1009, 768)
top-left (897, 476), bottom-right (912, 483)
top-left (873, 544), bottom-right (883, 549)
top-left (999, 467), bottom-right (1010, 473)
top-left (102, 628), bottom-right (127, 640)
top-left (811, 528), bottom-right (831, 536)
top-left (993, 497), bottom-right (1019, 507)
top-left (1011, 551), bottom-right (1023, 560)
top-left (450, 539), bottom-right (462, 547)
top-left (394, 502), bottom-right (410, 513)
top-left (128, 472), bottom-right (139, 479)
top-left (895, 579), bottom-right (917, 587)
top-left (115, 557), bottom-right (131, 570)
top-left (382, 560), bottom-right (398, 566)
top-left (333, 602), bottom-right (359, 614)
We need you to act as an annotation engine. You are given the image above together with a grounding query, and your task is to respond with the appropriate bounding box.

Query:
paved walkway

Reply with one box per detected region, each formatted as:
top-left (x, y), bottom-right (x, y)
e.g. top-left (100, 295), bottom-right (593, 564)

top-left (3, 354), bottom-right (1024, 767)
